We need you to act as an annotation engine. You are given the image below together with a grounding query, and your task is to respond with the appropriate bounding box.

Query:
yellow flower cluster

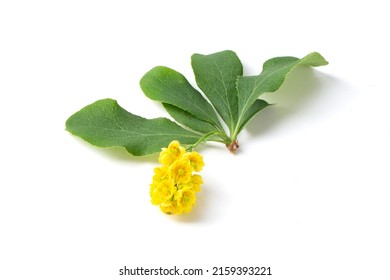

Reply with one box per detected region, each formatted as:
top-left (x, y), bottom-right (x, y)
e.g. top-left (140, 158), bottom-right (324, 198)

top-left (150, 140), bottom-right (204, 215)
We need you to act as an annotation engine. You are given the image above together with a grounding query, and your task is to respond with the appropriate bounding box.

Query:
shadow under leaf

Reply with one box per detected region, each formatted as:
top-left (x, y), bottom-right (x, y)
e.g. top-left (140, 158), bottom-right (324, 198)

top-left (245, 67), bottom-right (349, 137)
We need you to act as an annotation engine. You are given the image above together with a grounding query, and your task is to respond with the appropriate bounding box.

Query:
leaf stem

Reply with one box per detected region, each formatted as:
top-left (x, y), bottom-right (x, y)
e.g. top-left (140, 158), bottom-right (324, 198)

top-left (230, 119), bottom-right (241, 143)
top-left (186, 131), bottom-right (229, 151)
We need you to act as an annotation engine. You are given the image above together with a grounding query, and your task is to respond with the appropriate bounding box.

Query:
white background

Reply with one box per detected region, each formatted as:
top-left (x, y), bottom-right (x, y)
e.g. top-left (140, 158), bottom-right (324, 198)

top-left (1, 0), bottom-right (389, 279)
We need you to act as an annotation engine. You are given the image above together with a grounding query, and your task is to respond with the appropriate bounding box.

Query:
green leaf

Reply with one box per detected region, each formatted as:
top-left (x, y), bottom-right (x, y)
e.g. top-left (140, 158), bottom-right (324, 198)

top-left (140, 66), bottom-right (223, 131)
top-left (234, 52), bottom-right (328, 137)
top-left (191, 50), bottom-right (242, 133)
top-left (162, 103), bottom-right (219, 135)
top-left (237, 99), bottom-right (271, 133)
top-left (66, 99), bottom-right (201, 156)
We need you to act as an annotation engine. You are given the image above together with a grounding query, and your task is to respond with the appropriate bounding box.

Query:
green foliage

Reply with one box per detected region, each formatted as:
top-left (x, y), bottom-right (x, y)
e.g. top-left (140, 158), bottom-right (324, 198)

top-left (162, 103), bottom-right (219, 135)
top-left (66, 99), bottom-right (201, 156)
top-left (140, 66), bottom-right (223, 131)
top-left (191, 50), bottom-right (242, 133)
top-left (66, 51), bottom-right (328, 155)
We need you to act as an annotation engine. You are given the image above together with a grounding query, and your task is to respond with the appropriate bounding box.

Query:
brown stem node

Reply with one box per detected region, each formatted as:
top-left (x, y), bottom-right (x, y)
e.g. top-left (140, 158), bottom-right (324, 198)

top-left (226, 140), bottom-right (239, 153)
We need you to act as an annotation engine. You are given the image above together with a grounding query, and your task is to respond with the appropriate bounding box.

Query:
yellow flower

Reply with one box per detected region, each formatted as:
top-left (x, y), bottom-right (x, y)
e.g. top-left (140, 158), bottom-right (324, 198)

top-left (160, 202), bottom-right (181, 215)
top-left (183, 151), bottom-right (204, 172)
top-left (150, 179), bottom-right (175, 205)
top-left (158, 140), bottom-right (186, 167)
top-left (169, 158), bottom-right (193, 184)
top-left (152, 166), bottom-right (169, 182)
top-left (190, 174), bottom-right (203, 192)
top-left (150, 167), bottom-right (169, 196)
top-left (176, 187), bottom-right (196, 214)
top-left (149, 140), bottom-right (204, 215)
